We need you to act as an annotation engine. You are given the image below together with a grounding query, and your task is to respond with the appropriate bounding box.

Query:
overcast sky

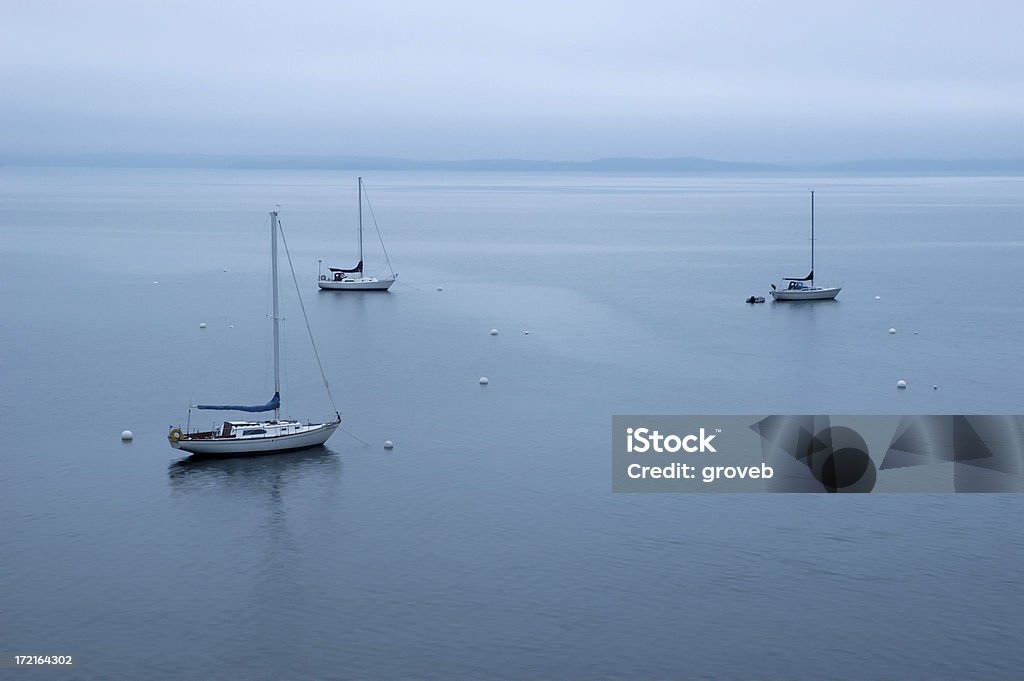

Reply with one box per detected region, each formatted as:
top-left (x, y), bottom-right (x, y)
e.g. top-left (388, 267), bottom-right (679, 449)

top-left (3, 0), bottom-right (1022, 162)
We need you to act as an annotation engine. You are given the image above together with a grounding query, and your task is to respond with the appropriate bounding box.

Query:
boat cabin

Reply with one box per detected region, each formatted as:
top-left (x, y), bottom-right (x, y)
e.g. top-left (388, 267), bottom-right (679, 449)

top-left (220, 419), bottom-right (304, 439)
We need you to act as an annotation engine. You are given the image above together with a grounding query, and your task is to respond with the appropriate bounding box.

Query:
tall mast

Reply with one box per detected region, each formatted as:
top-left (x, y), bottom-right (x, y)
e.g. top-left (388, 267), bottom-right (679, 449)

top-left (271, 210), bottom-right (281, 419)
top-left (810, 190), bottom-right (815, 286)
top-left (358, 177), bottom-right (364, 277)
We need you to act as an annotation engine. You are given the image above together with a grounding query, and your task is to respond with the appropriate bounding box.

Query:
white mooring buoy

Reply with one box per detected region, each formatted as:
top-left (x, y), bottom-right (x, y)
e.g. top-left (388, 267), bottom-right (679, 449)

top-left (199, 322), bottom-right (207, 329)
top-left (897, 379), bottom-right (907, 389)
top-left (490, 328), bottom-right (498, 336)
top-left (383, 440), bottom-right (394, 450)
top-left (121, 430), bottom-right (133, 441)
top-left (479, 377), bottom-right (489, 385)
top-left (888, 328), bottom-right (896, 335)
top-left (875, 296), bottom-right (881, 300)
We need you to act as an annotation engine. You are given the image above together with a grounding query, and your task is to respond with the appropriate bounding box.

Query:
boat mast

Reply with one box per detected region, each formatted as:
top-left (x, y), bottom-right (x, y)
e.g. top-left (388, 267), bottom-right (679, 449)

top-left (810, 190), bottom-right (815, 286)
top-left (271, 210), bottom-right (281, 420)
top-left (358, 177), bottom-right (364, 278)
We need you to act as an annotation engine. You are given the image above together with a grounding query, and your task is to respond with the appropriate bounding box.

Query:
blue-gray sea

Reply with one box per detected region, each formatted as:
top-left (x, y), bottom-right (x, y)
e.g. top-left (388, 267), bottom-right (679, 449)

top-left (2, 167), bottom-right (1023, 680)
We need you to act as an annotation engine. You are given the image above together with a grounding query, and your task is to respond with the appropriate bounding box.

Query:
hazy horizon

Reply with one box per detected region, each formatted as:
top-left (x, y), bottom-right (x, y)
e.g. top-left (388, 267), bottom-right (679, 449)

top-left (3, 1), bottom-right (1022, 163)
top-left (7, 151), bottom-right (1024, 173)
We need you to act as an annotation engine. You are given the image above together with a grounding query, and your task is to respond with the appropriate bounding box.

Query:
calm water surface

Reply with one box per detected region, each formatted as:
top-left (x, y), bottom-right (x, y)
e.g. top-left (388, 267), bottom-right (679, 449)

top-left (1, 168), bottom-right (1023, 680)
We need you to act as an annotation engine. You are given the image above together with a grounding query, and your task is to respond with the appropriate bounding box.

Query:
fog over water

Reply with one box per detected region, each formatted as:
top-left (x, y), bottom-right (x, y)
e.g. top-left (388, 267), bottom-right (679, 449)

top-left (4, 2), bottom-right (1024, 677)
top-left (3, 1), bottom-right (1023, 162)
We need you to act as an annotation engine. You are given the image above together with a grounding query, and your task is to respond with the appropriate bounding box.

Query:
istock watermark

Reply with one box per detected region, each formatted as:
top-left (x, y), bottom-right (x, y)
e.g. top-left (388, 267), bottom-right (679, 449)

top-left (612, 415), bottom-right (1024, 493)
top-left (626, 427), bottom-right (718, 453)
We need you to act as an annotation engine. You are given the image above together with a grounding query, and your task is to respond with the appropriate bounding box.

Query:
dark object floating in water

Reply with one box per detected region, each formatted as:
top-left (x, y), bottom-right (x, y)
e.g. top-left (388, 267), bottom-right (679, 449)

top-left (746, 296), bottom-right (765, 303)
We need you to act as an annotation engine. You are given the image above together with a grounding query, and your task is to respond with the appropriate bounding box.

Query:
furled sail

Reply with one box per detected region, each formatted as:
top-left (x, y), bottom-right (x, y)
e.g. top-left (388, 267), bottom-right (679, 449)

top-left (783, 270), bottom-right (813, 281)
top-left (196, 392), bottom-right (280, 412)
top-left (329, 260), bottom-right (363, 273)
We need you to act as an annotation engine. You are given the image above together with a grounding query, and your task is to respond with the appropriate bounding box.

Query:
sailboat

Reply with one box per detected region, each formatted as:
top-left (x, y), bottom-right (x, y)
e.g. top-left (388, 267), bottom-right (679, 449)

top-left (769, 190), bottom-right (842, 301)
top-left (318, 177), bottom-right (396, 291)
top-left (169, 210), bottom-right (341, 457)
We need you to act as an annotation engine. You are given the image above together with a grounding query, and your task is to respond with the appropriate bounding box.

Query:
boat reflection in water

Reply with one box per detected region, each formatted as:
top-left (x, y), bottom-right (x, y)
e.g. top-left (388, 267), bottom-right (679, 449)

top-left (166, 448), bottom-right (345, 653)
top-left (167, 448), bottom-right (343, 520)
top-left (168, 448), bottom-right (341, 488)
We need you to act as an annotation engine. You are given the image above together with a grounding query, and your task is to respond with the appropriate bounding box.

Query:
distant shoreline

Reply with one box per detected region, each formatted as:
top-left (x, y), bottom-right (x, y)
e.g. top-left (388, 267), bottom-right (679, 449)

top-left (3, 154), bottom-right (1024, 174)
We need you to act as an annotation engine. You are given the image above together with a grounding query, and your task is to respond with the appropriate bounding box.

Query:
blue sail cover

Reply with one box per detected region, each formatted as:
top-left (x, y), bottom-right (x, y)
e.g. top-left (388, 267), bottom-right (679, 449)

top-left (196, 392), bottom-right (280, 413)
top-left (329, 260), bottom-right (363, 273)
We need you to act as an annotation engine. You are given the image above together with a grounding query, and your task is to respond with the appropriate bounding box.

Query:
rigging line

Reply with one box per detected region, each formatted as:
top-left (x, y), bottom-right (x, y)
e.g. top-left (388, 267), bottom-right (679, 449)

top-left (360, 184), bottom-right (395, 276)
top-left (390, 279), bottom-right (424, 291)
top-left (339, 427), bottom-right (372, 447)
top-left (279, 296), bottom-right (290, 401)
top-left (277, 217), bottom-right (340, 416)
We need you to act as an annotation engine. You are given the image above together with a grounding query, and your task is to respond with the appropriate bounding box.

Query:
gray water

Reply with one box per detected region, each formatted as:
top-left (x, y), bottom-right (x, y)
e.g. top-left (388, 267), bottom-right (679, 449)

top-left (2, 167), bottom-right (1023, 680)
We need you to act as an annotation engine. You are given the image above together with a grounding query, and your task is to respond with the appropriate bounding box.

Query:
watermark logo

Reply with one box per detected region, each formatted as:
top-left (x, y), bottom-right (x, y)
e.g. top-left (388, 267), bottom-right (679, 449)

top-left (626, 427), bottom-right (718, 453)
top-left (613, 415), bottom-right (1024, 493)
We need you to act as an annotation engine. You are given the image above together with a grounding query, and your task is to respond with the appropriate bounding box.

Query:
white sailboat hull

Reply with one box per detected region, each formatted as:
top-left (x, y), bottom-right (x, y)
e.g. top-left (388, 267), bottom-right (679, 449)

top-left (318, 275), bottom-right (395, 291)
top-left (171, 420), bottom-right (340, 456)
top-left (770, 286), bottom-right (842, 301)
top-left (770, 193), bottom-right (841, 302)
top-left (320, 178), bottom-right (395, 292)
top-left (170, 210), bottom-right (341, 460)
